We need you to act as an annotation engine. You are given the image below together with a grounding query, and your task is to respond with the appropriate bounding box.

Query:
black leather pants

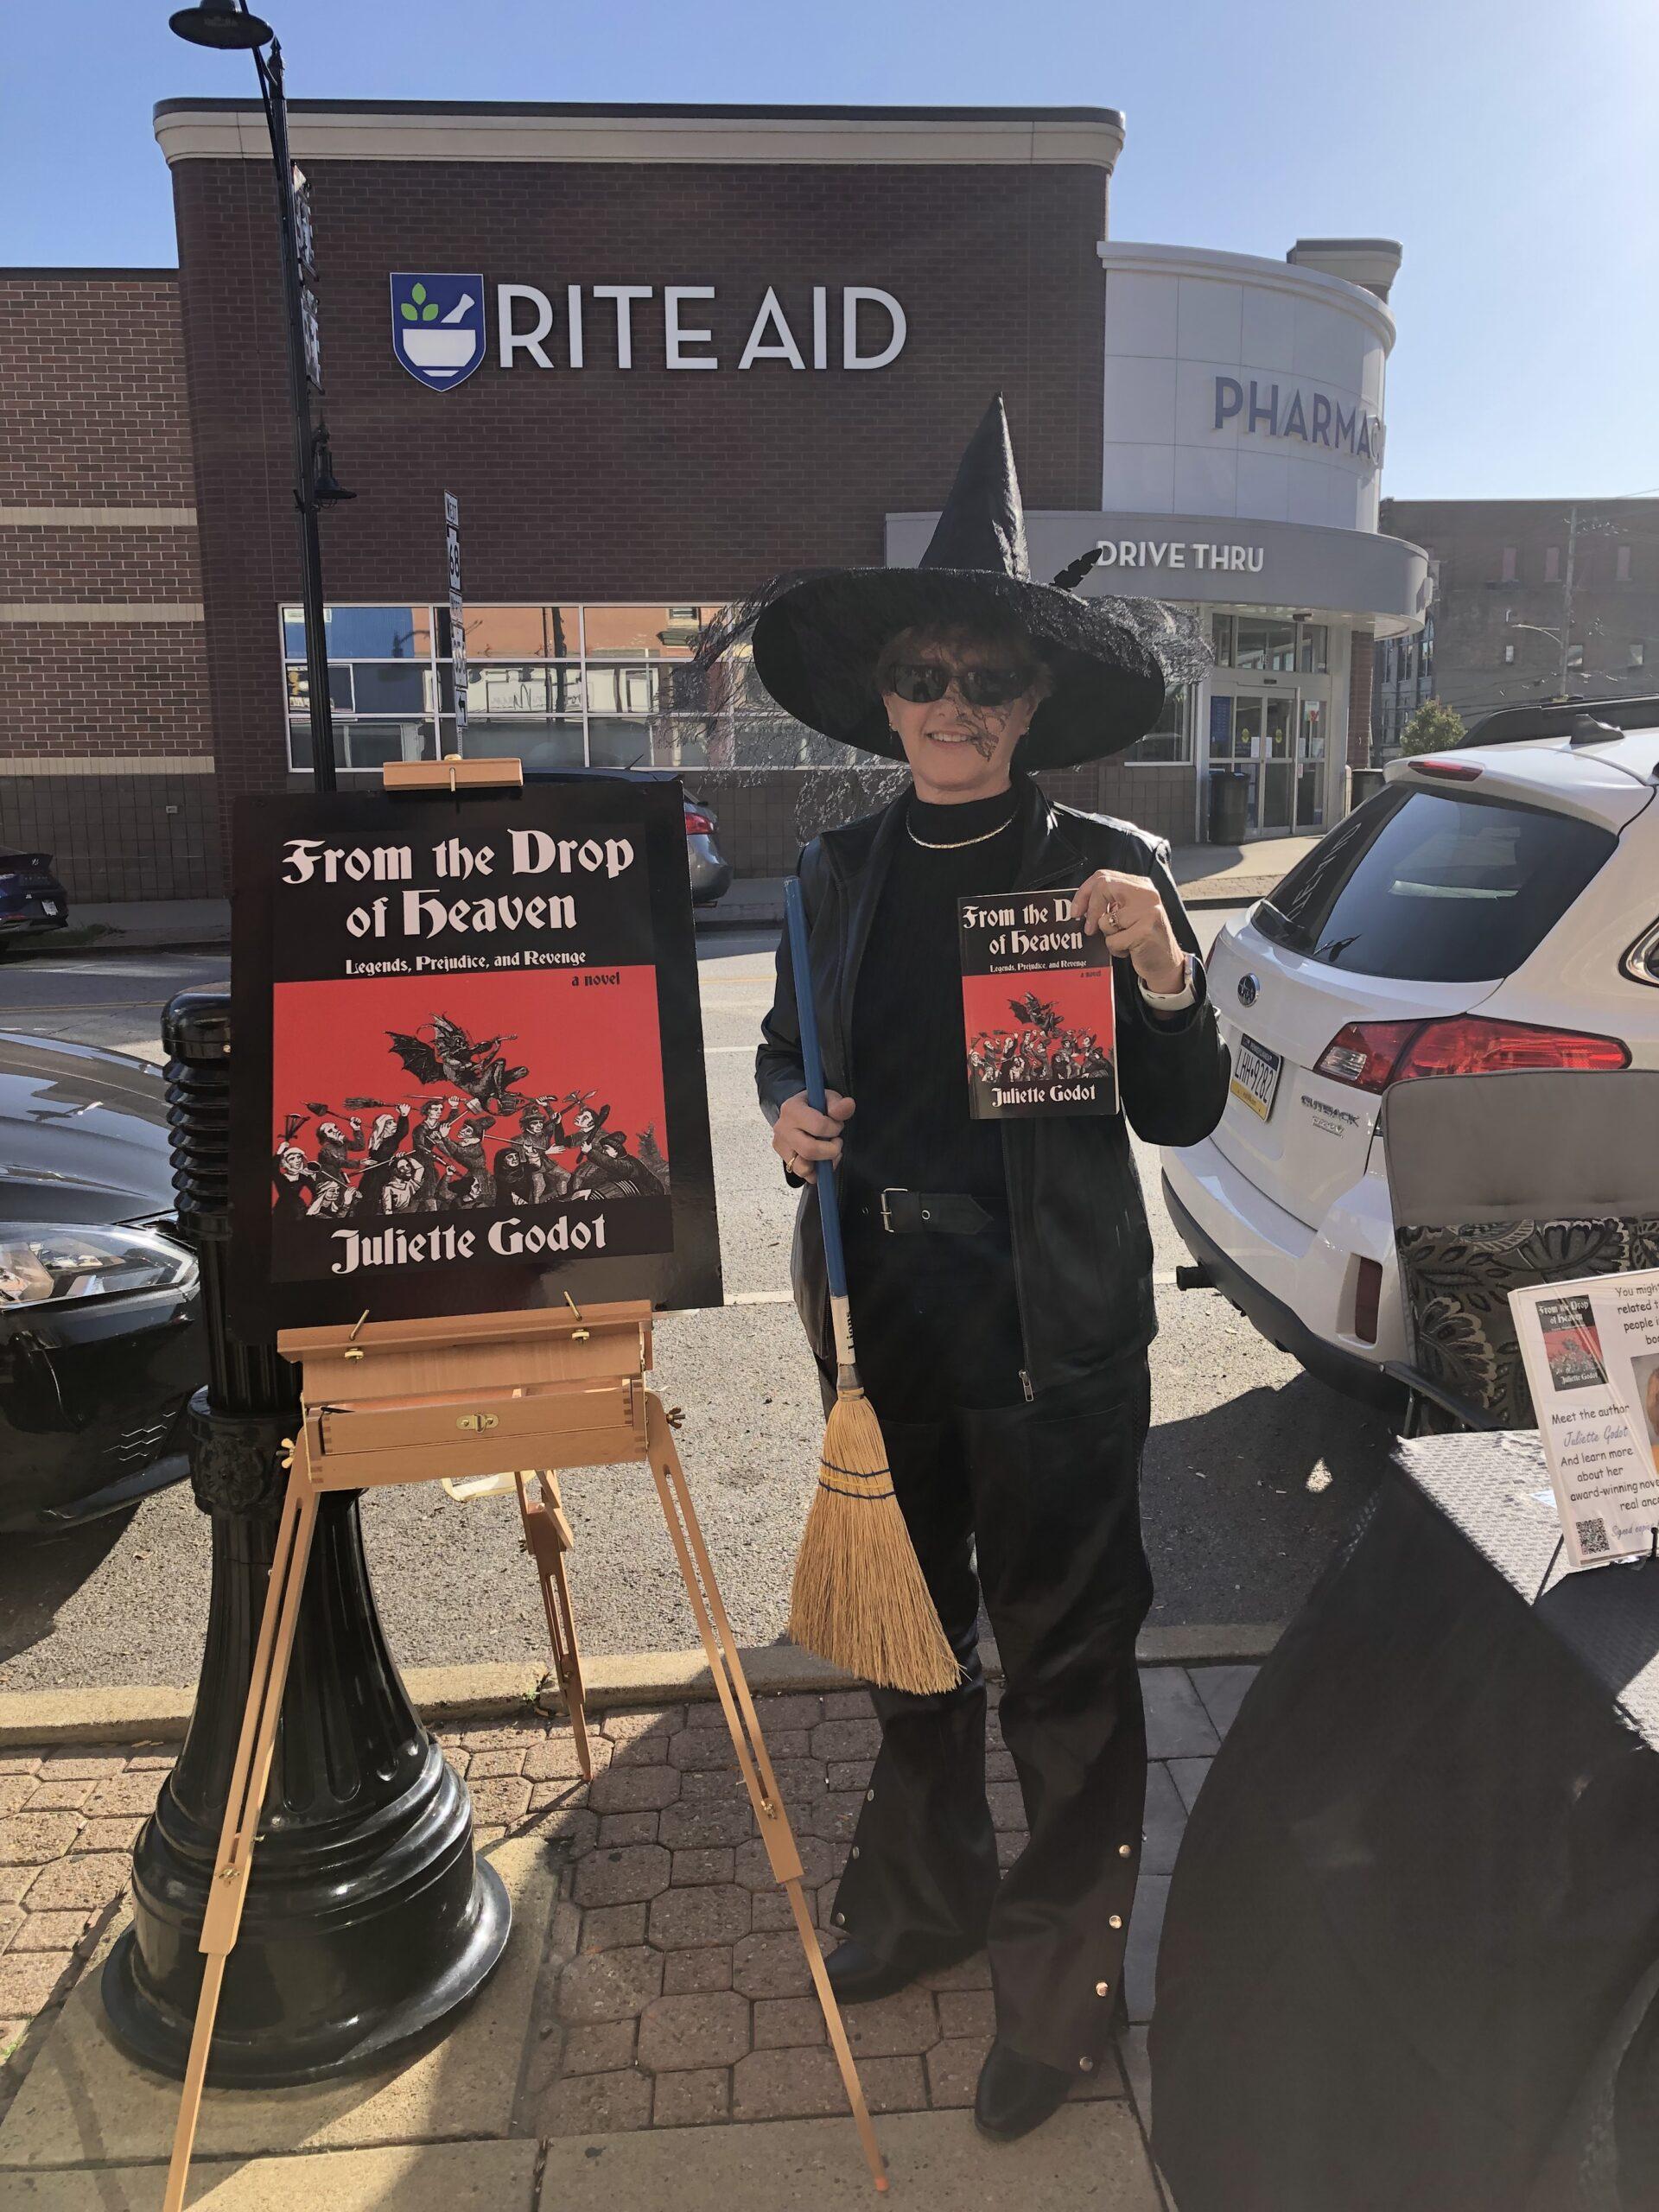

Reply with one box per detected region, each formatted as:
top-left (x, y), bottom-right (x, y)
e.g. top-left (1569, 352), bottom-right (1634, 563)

top-left (821, 1354), bottom-right (1154, 2075)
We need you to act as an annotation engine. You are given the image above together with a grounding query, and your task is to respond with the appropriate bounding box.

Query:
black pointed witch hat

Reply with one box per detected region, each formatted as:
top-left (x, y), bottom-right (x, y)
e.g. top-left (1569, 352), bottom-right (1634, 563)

top-left (741, 396), bottom-right (1209, 769)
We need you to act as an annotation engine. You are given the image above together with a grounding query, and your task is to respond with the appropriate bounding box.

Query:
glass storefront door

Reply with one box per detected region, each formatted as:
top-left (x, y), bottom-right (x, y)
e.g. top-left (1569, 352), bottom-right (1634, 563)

top-left (1209, 687), bottom-right (1329, 836)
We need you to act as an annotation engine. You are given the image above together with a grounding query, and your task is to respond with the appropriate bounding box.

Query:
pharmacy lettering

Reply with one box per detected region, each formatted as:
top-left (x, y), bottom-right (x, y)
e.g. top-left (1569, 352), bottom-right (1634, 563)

top-left (229, 783), bottom-right (722, 1332)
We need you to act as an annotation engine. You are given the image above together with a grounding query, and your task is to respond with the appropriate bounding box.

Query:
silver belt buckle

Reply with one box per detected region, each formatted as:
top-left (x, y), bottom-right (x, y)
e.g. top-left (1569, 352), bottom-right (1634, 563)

top-left (879, 1186), bottom-right (906, 1233)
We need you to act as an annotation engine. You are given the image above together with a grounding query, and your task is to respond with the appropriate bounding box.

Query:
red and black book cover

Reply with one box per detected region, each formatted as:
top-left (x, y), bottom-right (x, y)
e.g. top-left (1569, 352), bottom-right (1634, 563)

top-left (229, 780), bottom-right (721, 1333)
top-left (957, 890), bottom-right (1117, 1120)
top-left (1537, 1293), bottom-right (1608, 1393)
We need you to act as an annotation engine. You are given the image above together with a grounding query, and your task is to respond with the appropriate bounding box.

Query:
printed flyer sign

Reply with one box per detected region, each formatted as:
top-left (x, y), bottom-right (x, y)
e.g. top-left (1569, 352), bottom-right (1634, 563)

top-left (1510, 1267), bottom-right (1659, 1570)
top-left (230, 780), bottom-right (721, 1332)
top-left (957, 889), bottom-right (1117, 1120)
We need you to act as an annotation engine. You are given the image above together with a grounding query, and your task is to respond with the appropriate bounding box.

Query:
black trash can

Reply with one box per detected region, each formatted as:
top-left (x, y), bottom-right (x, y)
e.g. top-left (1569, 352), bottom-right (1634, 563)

top-left (1207, 767), bottom-right (1249, 846)
top-left (1348, 766), bottom-right (1387, 810)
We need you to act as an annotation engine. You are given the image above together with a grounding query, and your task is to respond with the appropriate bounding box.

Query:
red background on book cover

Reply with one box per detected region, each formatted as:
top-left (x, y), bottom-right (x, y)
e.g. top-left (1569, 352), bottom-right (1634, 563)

top-left (961, 965), bottom-right (1115, 1051)
top-left (270, 967), bottom-right (667, 1171)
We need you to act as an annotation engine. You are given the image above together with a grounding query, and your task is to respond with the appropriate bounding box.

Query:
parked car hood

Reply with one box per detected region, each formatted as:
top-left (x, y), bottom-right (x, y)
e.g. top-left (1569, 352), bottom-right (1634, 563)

top-left (0, 1033), bottom-right (175, 1225)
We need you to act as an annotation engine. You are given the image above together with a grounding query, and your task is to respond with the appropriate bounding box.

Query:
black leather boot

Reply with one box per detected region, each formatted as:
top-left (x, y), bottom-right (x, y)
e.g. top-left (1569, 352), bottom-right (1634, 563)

top-left (825, 1934), bottom-right (982, 2005)
top-left (974, 2037), bottom-right (1076, 2141)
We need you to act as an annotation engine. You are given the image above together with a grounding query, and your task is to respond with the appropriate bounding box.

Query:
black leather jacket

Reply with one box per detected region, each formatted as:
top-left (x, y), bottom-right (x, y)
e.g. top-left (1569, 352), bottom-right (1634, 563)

top-left (756, 774), bottom-right (1231, 1401)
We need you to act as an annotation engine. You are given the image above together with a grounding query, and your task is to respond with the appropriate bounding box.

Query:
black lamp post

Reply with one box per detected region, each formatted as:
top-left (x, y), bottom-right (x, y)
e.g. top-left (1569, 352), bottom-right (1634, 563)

top-left (169, 0), bottom-right (342, 790)
top-left (101, 10), bottom-right (508, 2087)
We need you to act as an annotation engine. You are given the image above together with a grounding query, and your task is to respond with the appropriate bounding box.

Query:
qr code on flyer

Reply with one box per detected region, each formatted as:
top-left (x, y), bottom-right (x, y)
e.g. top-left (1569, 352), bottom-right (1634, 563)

top-left (1576, 1516), bottom-right (1611, 1557)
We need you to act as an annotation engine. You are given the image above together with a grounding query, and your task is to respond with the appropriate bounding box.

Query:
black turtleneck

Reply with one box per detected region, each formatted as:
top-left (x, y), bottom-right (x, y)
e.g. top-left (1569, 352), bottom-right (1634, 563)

top-left (840, 782), bottom-right (1027, 1408)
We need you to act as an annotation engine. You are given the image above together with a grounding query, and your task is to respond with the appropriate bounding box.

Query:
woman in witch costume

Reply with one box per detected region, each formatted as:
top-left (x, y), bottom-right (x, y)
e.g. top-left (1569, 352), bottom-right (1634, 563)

top-left (735, 398), bottom-right (1230, 2142)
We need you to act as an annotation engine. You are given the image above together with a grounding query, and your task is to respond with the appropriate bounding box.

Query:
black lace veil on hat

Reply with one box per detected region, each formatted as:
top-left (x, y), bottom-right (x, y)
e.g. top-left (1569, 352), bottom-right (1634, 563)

top-left (692, 396), bottom-right (1211, 771)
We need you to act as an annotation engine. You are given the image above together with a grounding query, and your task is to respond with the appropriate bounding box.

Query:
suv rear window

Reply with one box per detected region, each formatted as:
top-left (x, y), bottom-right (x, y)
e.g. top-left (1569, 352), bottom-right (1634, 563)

top-left (1253, 787), bottom-right (1616, 982)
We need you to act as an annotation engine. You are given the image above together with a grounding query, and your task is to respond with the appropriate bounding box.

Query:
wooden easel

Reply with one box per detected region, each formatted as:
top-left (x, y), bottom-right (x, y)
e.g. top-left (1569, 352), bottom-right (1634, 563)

top-left (163, 758), bottom-right (886, 2202)
top-left (161, 1300), bottom-right (887, 2207)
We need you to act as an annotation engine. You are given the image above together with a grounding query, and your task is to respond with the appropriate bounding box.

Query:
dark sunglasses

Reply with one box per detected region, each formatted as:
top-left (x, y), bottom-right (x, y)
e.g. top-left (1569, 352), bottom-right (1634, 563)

top-left (887, 659), bottom-right (1034, 708)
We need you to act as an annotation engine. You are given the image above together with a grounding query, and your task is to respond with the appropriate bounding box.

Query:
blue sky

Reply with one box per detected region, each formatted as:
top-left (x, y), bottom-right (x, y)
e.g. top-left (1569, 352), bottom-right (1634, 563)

top-left (6, 0), bottom-right (1654, 501)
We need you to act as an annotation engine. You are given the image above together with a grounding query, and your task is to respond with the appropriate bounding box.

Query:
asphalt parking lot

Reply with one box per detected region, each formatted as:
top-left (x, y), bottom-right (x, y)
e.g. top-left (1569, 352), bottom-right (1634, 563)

top-left (0, 924), bottom-right (1392, 1692)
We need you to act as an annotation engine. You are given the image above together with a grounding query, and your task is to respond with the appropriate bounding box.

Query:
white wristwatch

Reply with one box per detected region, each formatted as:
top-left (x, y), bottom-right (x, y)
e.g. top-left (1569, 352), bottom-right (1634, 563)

top-left (1136, 955), bottom-right (1198, 1012)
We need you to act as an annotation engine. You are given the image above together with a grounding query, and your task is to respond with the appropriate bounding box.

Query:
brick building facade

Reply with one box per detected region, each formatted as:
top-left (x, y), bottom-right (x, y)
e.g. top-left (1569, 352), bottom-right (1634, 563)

top-left (155, 102), bottom-right (1140, 892)
top-left (1373, 496), bottom-right (1659, 747)
top-left (0, 272), bottom-right (219, 898)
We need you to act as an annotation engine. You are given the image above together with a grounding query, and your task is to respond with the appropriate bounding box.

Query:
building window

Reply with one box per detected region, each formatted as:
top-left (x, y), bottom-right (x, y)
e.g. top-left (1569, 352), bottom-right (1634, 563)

top-left (1618, 545), bottom-right (1633, 583)
top-left (1298, 623), bottom-right (1329, 674)
top-left (1503, 642), bottom-right (1516, 664)
top-left (1631, 642), bottom-right (1646, 669)
top-left (1232, 618), bottom-right (1298, 673)
top-left (1125, 684), bottom-right (1193, 764)
top-left (1567, 643), bottom-right (1584, 670)
top-left (1544, 545), bottom-right (1560, 583)
top-left (281, 601), bottom-right (849, 772)
top-left (1500, 546), bottom-right (1516, 582)
top-left (1211, 614), bottom-right (1234, 666)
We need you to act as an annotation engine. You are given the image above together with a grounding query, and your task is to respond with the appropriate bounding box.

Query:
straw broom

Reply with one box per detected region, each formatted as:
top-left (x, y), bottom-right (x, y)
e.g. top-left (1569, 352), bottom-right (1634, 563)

top-left (783, 878), bottom-right (962, 1696)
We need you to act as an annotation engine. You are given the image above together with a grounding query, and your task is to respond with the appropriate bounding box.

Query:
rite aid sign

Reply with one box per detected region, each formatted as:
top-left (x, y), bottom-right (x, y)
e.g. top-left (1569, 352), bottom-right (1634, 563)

top-left (391, 272), bottom-right (908, 386)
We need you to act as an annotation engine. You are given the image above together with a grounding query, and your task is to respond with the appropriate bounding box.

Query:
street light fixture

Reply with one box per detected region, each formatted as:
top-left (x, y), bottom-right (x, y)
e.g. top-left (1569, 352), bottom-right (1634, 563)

top-left (168, 0), bottom-right (272, 48)
top-left (169, 0), bottom-right (340, 790)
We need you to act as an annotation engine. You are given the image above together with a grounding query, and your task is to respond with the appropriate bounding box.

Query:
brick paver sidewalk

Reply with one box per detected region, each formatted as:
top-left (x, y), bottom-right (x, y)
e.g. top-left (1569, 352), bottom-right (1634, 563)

top-left (0, 1665), bottom-right (1255, 2141)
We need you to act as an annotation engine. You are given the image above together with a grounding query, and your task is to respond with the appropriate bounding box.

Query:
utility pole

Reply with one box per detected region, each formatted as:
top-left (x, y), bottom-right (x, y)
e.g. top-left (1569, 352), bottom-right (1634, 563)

top-left (1560, 504), bottom-right (1579, 698)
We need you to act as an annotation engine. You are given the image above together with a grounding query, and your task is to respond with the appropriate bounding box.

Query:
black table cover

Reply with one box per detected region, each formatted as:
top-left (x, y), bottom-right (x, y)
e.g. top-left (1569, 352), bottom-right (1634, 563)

top-left (1151, 1431), bottom-right (1659, 2212)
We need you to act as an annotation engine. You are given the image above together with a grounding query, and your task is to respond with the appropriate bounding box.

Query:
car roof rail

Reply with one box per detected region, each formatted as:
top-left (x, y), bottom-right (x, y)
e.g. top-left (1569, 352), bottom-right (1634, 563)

top-left (1458, 693), bottom-right (1659, 747)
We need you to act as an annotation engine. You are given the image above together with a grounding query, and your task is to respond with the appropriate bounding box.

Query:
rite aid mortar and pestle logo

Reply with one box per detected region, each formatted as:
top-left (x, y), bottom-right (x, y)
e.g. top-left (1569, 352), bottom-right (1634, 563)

top-left (390, 274), bottom-right (486, 390)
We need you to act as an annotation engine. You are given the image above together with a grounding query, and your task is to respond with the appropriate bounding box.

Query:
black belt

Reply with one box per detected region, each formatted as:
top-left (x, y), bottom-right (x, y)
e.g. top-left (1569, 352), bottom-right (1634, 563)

top-left (875, 1186), bottom-right (996, 1236)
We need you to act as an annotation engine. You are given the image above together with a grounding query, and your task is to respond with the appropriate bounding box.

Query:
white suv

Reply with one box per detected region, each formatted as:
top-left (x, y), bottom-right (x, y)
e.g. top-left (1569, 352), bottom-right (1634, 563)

top-left (1162, 709), bottom-right (1659, 1405)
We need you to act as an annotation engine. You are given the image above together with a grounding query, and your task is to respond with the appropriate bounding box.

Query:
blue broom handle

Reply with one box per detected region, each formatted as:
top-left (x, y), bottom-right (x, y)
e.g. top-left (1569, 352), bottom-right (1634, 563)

top-left (784, 876), bottom-right (849, 1300)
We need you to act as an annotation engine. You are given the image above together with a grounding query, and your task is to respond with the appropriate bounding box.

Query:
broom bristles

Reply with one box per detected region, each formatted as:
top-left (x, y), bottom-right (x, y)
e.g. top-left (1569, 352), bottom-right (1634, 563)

top-left (788, 1387), bottom-right (963, 1696)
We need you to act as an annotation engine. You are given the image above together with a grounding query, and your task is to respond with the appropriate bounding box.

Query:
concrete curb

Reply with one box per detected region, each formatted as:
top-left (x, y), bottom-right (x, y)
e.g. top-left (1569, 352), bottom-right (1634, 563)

top-left (0, 1624), bottom-right (1282, 1747)
top-left (5, 932), bottom-right (228, 960)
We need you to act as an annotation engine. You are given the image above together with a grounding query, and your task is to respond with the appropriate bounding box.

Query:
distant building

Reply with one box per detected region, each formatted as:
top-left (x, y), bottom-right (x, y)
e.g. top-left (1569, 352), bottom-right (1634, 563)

top-left (1375, 498), bottom-right (1659, 749)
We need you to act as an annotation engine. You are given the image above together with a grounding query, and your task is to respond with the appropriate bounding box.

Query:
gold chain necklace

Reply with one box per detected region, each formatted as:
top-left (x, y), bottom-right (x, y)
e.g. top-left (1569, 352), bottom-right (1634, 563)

top-left (906, 809), bottom-right (1018, 851)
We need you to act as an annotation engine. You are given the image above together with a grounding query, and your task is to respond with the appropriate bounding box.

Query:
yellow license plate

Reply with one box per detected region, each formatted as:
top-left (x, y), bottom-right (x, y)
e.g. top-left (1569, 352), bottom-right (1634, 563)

top-left (1230, 1033), bottom-right (1282, 1122)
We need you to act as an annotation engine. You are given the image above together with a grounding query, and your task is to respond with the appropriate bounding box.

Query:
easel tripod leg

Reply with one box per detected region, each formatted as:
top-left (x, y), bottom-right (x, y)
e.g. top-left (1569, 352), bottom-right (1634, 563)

top-left (643, 1397), bottom-right (887, 2193)
top-left (162, 1472), bottom-right (320, 2212)
top-left (514, 1471), bottom-right (593, 1782)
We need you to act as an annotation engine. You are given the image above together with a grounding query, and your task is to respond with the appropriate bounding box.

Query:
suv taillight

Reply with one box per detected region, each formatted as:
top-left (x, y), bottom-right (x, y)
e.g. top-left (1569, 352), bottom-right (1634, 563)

top-left (1315, 1015), bottom-right (1630, 1093)
top-left (683, 810), bottom-right (715, 836)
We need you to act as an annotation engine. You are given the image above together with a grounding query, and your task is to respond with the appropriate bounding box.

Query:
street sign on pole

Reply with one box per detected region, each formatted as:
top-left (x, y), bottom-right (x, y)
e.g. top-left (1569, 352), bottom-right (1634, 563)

top-left (445, 492), bottom-right (467, 751)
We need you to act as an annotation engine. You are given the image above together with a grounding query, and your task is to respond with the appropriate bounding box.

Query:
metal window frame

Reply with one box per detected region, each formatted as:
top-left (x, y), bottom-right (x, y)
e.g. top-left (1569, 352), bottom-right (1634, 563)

top-left (276, 595), bottom-right (937, 774)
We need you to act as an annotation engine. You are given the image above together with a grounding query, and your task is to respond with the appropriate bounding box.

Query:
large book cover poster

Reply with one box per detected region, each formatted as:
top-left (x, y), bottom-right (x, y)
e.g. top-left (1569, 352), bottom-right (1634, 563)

top-left (957, 890), bottom-right (1118, 1120)
top-left (230, 779), bottom-right (721, 1332)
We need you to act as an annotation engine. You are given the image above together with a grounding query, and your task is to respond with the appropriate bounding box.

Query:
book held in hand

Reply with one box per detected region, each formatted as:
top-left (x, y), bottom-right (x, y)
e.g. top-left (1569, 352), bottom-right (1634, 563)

top-left (957, 889), bottom-right (1117, 1120)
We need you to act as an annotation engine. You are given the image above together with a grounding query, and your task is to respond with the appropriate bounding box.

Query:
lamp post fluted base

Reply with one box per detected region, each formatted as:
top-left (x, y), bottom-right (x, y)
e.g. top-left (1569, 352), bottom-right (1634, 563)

top-left (101, 1465), bottom-right (512, 2088)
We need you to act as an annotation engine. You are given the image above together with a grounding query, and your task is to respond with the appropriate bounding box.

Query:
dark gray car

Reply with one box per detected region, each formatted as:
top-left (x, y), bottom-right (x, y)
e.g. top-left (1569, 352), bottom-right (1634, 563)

top-left (0, 1033), bottom-right (200, 1531)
